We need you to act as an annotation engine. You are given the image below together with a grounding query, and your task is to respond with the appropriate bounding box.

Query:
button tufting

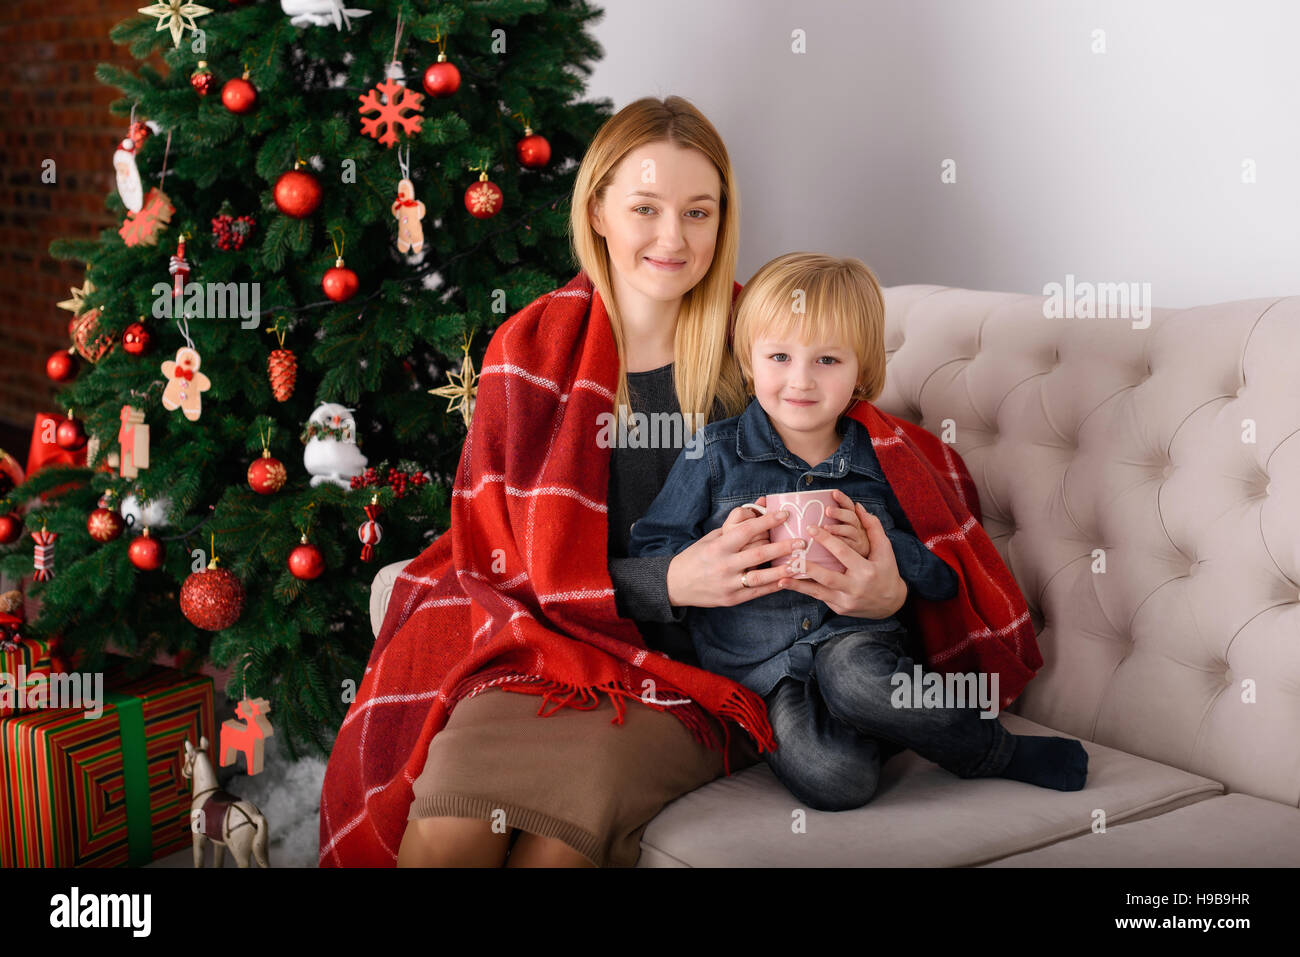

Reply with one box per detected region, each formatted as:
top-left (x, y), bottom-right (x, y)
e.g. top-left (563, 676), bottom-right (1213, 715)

top-left (1161, 463), bottom-right (1174, 480)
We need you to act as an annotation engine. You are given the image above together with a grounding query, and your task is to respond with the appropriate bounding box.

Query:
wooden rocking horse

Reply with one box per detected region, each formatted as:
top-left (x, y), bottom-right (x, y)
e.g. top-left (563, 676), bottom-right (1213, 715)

top-left (182, 736), bottom-right (270, 867)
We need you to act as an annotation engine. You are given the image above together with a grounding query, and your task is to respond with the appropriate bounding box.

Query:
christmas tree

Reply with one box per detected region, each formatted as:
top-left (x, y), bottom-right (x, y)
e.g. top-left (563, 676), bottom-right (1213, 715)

top-left (1, 0), bottom-right (613, 758)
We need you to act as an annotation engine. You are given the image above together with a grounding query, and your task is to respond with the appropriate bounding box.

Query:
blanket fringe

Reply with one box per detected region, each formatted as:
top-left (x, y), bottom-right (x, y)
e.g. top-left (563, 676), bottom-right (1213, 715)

top-left (496, 677), bottom-right (777, 775)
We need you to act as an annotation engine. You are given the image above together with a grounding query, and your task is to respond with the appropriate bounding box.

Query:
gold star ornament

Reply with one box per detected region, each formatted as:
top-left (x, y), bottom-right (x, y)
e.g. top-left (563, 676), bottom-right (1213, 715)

top-left (428, 333), bottom-right (479, 429)
top-left (138, 1), bottom-right (214, 48)
top-left (57, 277), bottom-right (94, 318)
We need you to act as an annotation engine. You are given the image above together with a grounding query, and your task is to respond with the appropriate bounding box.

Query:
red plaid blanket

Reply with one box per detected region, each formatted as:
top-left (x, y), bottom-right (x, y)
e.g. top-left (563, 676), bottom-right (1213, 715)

top-left (318, 270), bottom-right (1040, 866)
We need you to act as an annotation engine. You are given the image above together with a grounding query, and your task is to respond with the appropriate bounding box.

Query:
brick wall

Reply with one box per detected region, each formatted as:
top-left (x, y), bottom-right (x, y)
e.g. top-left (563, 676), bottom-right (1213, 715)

top-left (0, 2), bottom-right (165, 458)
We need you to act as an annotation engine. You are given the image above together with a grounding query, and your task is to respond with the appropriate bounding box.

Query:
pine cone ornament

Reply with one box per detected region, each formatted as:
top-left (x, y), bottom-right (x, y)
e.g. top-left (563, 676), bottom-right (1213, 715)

top-left (268, 348), bottom-right (297, 402)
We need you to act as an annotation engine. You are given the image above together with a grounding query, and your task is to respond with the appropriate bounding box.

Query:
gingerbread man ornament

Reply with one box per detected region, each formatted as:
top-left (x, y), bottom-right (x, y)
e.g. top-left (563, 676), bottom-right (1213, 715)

top-left (161, 346), bottom-right (212, 421)
top-left (391, 178), bottom-right (426, 253)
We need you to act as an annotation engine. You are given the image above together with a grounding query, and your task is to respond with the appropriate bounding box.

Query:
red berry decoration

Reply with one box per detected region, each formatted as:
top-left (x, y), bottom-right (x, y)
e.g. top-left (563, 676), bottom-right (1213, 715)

top-left (322, 257), bottom-right (359, 302)
top-left (87, 506), bottom-right (124, 543)
top-left (46, 349), bottom-right (78, 382)
top-left (274, 166), bottom-right (322, 219)
top-left (180, 559), bottom-right (245, 630)
top-left (288, 534), bottom-right (325, 580)
top-left (0, 513), bottom-right (22, 545)
top-left (464, 172), bottom-right (503, 219)
top-left (55, 415), bottom-right (87, 452)
top-left (422, 53), bottom-right (460, 97)
top-left (221, 71), bottom-right (257, 114)
top-left (128, 527), bottom-right (164, 571)
top-left (121, 321), bottom-right (152, 356)
top-left (190, 61), bottom-right (214, 96)
top-left (247, 449), bottom-right (287, 495)
top-left (516, 128), bottom-right (551, 169)
top-left (211, 212), bottom-right (256, 251)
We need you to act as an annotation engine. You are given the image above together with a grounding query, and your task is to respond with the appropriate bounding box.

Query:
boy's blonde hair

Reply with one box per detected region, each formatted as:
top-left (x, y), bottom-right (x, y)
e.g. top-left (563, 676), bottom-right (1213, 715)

top-left (731, 252), bottom-right (888, 408)
top-left (569, 96), bottom-right (750, 431)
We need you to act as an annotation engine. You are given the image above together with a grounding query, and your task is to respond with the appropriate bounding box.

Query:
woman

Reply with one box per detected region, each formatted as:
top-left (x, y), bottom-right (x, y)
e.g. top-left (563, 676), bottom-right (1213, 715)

top-left (318, 96), bottom-right (912, 868)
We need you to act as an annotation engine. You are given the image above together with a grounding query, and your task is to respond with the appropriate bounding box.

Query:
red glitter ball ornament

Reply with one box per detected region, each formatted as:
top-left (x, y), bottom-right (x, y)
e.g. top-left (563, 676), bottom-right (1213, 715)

top-left (190, 61), bottom-right (214, 96)
top-left (274, 167), bottom-right (322, 219)
top-left (321, 258), bottom-right (359, 302)
top-left (180, 560), bottom-right (245, 630)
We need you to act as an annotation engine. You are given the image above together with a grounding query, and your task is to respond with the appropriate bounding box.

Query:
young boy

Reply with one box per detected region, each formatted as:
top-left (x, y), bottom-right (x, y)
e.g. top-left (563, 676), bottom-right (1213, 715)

top-left (628, 253), bottom-right (1088, 810)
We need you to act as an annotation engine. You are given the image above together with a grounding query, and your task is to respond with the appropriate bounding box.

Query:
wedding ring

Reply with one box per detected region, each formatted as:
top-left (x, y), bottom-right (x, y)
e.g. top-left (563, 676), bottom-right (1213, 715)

top-left (740, 571), bottom-right (751, 588)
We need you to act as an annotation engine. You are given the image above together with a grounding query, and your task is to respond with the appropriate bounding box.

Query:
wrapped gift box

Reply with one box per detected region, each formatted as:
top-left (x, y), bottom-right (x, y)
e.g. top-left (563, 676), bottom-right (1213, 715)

top-left (0, 629), bottom-right (64, 718)
top-left (0, 656), bottom-right (214, 867)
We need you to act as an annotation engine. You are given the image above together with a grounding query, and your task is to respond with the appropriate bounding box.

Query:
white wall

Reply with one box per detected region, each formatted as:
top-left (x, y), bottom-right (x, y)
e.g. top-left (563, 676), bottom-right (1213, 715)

top-left (585, 0), bottom-right (1299, 308)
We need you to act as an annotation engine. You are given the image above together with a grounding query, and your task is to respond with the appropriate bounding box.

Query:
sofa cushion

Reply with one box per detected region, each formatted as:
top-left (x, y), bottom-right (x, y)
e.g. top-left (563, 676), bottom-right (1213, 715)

top-left (980, 793), bottom-right (1300, 866)
top-left (636, 711), bottom-right (1222, 866)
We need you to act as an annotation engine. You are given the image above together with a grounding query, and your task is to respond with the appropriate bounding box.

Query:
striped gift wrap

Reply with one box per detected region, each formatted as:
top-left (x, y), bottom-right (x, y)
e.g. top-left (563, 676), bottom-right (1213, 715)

top-left (0, 656), bottom-right (215, 867)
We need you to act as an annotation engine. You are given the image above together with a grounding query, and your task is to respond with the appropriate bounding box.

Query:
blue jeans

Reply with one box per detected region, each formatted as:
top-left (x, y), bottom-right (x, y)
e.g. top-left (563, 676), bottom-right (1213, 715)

top-left (761, 628), bottom-right (1018, 811)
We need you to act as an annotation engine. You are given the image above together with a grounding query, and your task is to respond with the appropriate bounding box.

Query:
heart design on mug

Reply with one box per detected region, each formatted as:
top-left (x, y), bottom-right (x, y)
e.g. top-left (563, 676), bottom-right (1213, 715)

top-left (774, 496), bottom-right (827, 539)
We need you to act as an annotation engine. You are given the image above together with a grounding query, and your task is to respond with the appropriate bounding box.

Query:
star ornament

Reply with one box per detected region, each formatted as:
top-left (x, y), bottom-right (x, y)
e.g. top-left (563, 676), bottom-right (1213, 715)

top-left (138, 1), bottom-right (214, 48)
top-left (428, 351), bottom-right (479, 429)
top-left (57, 278), bottom-right (95, 318)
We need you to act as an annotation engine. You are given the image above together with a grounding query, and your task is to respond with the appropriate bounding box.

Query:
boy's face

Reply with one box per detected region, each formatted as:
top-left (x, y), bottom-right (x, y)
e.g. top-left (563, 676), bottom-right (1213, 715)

top-left (750, 333), bottom-right (861, 438)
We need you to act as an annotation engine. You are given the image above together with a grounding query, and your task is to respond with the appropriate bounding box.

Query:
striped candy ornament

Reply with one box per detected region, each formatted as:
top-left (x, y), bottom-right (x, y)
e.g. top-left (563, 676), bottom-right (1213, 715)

top-left (358, 499), bottom-right (383, 562)
top-left (32, 528), bottom-right (57, 581)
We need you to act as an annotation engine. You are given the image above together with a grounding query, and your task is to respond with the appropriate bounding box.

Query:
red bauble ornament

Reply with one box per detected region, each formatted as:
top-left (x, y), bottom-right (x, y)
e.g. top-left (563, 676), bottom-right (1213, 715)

top-left (464, 173), bottom-right (503, 219)
top-left (46, 349), bottom-right (78, 382)
top-left (128, 528), bottom-right (164, 571)
top-left (421, 54), bottom-right (460, 97)
top-left (0, 513), bottom-right (22, 545)
top-left (322, 258), bottom-right (359, 302)
top-left (180, 561), bottom-right (245, 630)
top-left (247, 450), bottom-right (287, 495)
top-left (273, 167), bottom-right (322, 218)
top-left (221, 72), bottom-right (257, 114)
top-left (190, 61), bottom-right (214, 96)
top-left (87, 506), bottom-right (124, 542)
top-left (55, 415), bottom-right (87, 451)
top-left (516, 130), bottom-right (551, 169)
top-left (122, 321), bottom-right (152, 356)
top-left (288, 535), bottom-right (324, 580)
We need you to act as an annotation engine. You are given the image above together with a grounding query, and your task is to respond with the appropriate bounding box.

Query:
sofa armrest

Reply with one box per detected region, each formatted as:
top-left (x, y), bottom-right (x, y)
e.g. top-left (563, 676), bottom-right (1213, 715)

top-left (370, 558), bottom-right (415, 638)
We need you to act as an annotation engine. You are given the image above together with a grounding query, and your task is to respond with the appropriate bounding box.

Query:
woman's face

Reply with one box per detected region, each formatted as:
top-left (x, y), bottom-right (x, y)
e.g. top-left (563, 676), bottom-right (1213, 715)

top-left (588, 141), bottom-right (722, 302)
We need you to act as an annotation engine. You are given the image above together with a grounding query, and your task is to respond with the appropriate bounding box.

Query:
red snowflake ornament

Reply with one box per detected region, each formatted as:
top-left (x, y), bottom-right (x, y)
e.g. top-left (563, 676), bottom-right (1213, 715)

top-left (358, 78), bottom-right (424, 149)
top-left (119, 188), bottom-right (175, 247)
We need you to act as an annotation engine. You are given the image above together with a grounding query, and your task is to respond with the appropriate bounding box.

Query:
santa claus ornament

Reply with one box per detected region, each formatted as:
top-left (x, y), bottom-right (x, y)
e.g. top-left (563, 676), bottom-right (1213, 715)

top-left (160, 319), bottom-right (212, 422)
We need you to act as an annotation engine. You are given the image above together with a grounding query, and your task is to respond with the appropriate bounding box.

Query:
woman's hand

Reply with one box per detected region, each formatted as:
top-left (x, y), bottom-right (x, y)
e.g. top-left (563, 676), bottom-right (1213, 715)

top-left (818, 489), bottom-right (871, 557)
top-left (778, 502), bottom-right (909, 619)
top-left (666, 497), bottom-right (805, 609)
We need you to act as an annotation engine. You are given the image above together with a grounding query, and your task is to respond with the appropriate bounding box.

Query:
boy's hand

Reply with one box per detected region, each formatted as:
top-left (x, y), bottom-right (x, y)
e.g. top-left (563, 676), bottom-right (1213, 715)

top-left (819, 489), bottom-right (872, 558)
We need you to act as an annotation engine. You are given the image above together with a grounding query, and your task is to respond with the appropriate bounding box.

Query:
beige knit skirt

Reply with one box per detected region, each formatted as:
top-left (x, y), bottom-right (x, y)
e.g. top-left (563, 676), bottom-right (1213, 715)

top-left (408, 685), bottom-right (762, 867)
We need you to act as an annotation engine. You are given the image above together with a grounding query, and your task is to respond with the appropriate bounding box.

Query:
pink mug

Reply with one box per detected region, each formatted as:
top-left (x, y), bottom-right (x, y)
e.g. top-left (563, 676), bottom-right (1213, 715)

top-left (741, 490), bottom-right (847, 579)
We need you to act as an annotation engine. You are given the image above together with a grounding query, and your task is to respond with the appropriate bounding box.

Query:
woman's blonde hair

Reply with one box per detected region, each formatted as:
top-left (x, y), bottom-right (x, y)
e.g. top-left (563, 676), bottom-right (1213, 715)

top-left (731, 252), bottom-right (889, 413)
top-left (569, 96), bottom-right (750, 431)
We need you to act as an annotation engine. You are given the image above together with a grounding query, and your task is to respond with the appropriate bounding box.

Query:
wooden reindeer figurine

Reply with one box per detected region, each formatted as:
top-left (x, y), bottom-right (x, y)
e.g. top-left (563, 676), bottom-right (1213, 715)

top-left (220, 695), bottom-right (275, 774)
top-left (182, 736), bottom-right (270, 868)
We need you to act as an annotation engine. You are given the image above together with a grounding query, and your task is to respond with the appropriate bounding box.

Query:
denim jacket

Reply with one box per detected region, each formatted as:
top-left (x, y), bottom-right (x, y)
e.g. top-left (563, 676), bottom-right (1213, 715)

top-left (627, 396), bottom-right (959, 696)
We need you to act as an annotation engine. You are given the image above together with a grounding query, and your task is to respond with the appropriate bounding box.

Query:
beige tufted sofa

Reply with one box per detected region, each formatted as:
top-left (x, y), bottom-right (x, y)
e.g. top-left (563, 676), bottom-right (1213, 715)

top-left (369, 284), bottom-right (1300, 866)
